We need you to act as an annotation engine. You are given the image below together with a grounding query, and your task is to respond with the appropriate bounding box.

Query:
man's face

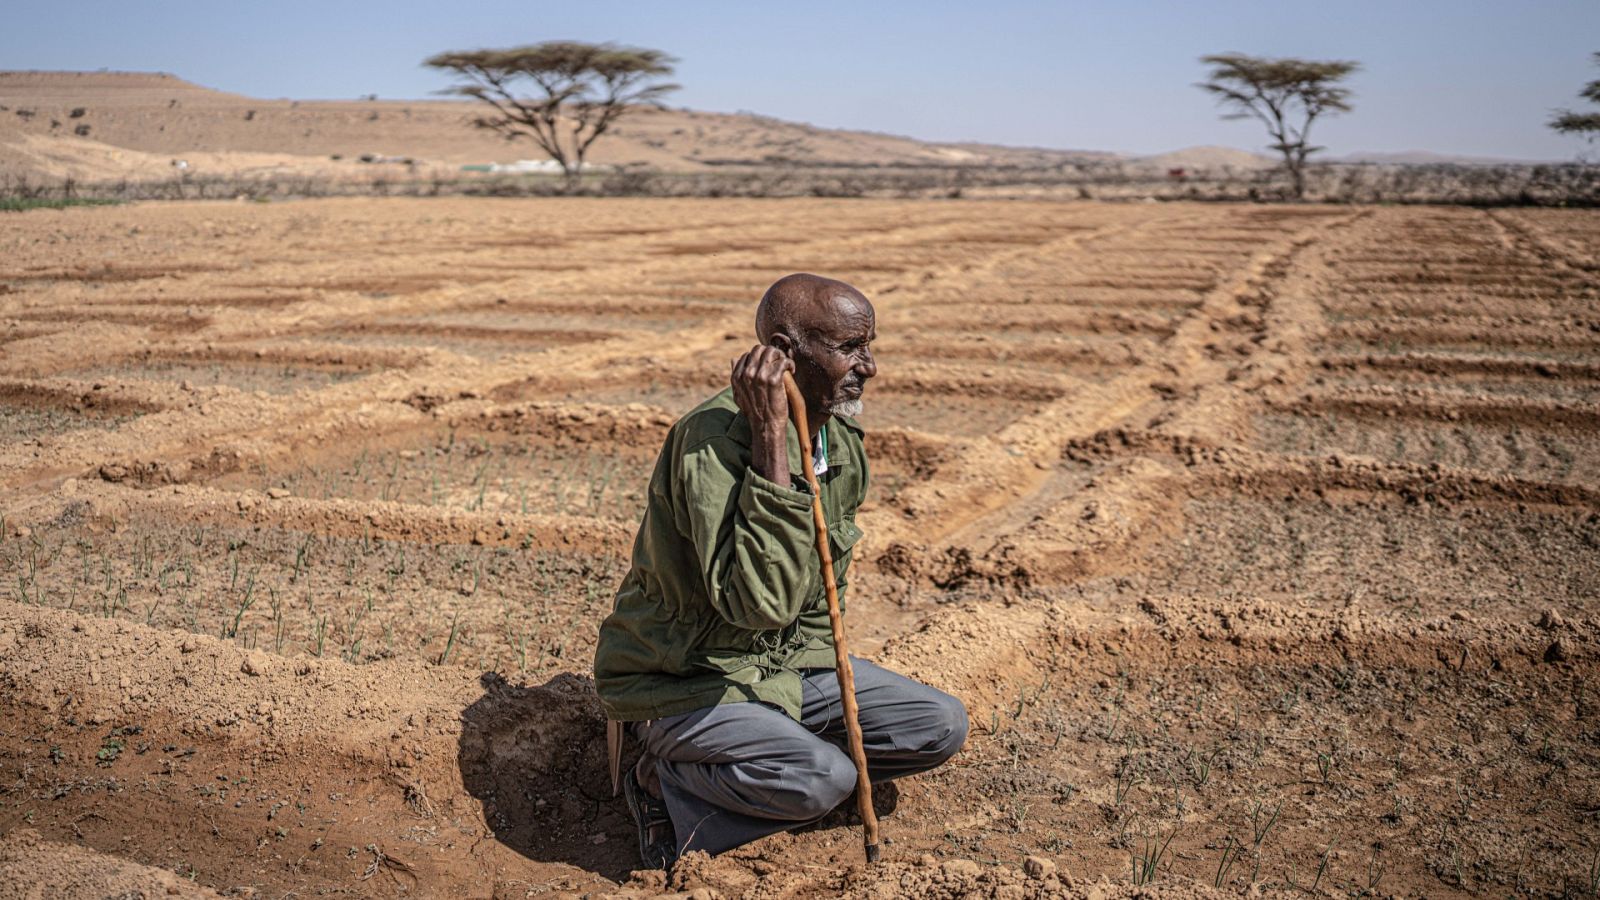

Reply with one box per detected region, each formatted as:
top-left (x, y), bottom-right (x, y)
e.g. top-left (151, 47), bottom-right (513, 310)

top-left (795, 293), bottom-right (877, 419)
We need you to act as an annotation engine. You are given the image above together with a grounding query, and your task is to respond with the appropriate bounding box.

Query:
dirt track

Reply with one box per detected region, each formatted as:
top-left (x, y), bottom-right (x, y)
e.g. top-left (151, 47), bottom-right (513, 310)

top-left (1, 197), bottom-right (1597, 898)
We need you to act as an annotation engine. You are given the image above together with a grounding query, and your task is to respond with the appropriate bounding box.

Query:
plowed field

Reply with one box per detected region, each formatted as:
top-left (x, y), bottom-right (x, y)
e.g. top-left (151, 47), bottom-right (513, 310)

top-left (1, 198), bottom-right (1597, 899)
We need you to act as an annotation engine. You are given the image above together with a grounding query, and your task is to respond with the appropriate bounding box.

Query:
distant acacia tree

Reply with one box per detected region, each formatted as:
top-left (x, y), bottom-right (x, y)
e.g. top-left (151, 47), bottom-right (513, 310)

top-left (1549, 52), bottom-right (1600, 144)
top-left (1197, 53), bottom-right (1359, 199)
top-left (425, 41), bottom-right (679, 186)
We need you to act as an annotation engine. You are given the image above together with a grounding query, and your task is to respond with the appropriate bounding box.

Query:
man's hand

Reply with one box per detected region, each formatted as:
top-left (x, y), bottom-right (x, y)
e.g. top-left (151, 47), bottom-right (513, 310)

top-left (731, 345), bottom-right (794, 486)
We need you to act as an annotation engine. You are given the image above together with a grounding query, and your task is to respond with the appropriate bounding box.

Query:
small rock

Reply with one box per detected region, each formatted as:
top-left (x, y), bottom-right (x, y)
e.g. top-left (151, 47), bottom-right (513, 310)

top-left (942, 859), bottom-right (981, 878)
top-left (1545, 639), bottom-right (1570, 663)
top-left (118, 676), bottom-right (130, 690)
top-left (1024, 856), bottom-right (1056, 879)
top-left (88, 668), bottom-right (101, 685)
top-left (589, 833), bottom-right (606, 845)
top-left (917, 853), bottom-right (939, 868)
top-left (266, 487), bottom-right (291, 500)
top-left (751, 860), bottom-right (776, 876)
top-left (1538, 608), bottom-right (1565, 630)
top-left (241, 651), bottom-right (269, 676)
top-left (180, 637), bottom-right (198, 654)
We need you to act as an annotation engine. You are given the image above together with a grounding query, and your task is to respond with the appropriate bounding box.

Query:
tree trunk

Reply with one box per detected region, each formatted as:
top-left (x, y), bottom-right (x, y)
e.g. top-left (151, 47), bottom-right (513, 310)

top-left (1279, 147), bottom-right (1305, 200)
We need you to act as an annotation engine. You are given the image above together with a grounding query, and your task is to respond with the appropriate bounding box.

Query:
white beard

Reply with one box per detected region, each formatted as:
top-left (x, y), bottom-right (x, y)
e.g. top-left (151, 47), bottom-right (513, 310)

top-left (830, 398), bottom-right (864, 418)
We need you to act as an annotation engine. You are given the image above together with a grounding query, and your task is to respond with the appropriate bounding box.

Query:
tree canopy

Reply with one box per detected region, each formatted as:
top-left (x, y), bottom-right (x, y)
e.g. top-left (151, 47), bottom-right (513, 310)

top-left (425, 41), bottom-right (680, 184)
top-left (1197, 53), bottom-right (1359, 199)
top-left (1549, 52), bottom-right (1600, 138)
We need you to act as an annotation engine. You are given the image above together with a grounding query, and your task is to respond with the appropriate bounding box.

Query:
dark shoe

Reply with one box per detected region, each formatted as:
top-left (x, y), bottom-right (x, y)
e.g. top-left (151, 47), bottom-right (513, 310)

top-left (624, 768), bottom-right (677, 871)
top-left (799, 780), bottom-right (900, 832)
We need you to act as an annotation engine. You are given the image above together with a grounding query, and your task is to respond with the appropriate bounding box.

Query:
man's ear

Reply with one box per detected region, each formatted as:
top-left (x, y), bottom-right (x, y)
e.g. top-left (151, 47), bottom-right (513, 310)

top-left (769, 331), bottom-right (795, 359)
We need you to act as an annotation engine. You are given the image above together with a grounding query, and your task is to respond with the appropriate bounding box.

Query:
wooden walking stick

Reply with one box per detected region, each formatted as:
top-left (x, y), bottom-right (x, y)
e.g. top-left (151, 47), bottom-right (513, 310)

top-left (782, 371), bottom-right (881, 863)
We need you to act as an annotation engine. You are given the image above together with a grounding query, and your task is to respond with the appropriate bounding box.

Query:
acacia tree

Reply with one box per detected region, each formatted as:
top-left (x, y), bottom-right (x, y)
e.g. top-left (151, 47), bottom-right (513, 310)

top-left (425, 41), bottom-right (679, 186)
top-left (1549, 52), bottom-right (1600, 143)
top-left (1197, 53), bottom-right (1359, 199)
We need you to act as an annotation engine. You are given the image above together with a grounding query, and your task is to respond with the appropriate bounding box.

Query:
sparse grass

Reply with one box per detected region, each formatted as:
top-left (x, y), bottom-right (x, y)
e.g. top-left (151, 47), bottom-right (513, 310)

top-left (0, 515), bottom-right (623, 671)
top-left (214, 430), bottom-right (655, 523)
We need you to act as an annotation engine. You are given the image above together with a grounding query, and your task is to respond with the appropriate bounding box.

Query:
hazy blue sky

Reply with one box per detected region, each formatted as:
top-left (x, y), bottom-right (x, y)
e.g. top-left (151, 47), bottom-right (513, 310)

top-left (5, 0), bottom-right (1597, 159)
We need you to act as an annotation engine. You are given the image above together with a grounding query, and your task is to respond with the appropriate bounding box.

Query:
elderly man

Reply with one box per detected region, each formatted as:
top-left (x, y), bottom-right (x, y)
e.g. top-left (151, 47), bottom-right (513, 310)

top-left (593, 273), bottom-right (968, 869)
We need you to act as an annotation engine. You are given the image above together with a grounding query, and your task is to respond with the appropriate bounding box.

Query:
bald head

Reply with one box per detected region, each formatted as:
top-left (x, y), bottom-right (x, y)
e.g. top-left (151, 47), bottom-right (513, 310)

top-left (756, 273), bottom-right (870, 346)
top-left (752, 272), bottom-right (877, 422)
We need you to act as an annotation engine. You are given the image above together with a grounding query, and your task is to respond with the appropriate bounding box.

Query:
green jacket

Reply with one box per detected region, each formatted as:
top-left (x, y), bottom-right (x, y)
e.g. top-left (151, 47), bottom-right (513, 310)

top-left (593, 387), bottom-right (867, 722)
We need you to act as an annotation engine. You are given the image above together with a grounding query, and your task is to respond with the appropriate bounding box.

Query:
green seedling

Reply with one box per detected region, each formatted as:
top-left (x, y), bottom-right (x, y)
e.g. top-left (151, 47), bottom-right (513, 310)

top-left (270, 590), bottom-right (286, 653)
top-left (1285, 843), bottom-right (1333, 894)
top-left (1250, 799), bottom-right (1282, 850)
top-left (1131, 828), bottom-right (1176, 886)
top-left (224, 569), bottom-right (258, 639)
top-left (1277, 683), bottom-right (1302, 714)
top-left (1104, 689), bottom-right (1125, 741)
top-left (1316, 751), bottom-right (1333, 783)
top-left (1006, 797), bottom-right (1030, 833)
top-left (1364, 848), bottom-right (1385, 894)
top-left (469, 458), bottom-right (493, 511)
top-left (291, 534), bottom-right (313, 582)
top-left (438, 611), bottom-right (463, 666)
top-left (1214, 834), bottom-right (1241, 888)
top-left (1193, 746), bottom-right (1222, 788)
top-left (96, 733), bottom-right (126, 766)
top-left (1114, 755), bottom-right (1140, 806)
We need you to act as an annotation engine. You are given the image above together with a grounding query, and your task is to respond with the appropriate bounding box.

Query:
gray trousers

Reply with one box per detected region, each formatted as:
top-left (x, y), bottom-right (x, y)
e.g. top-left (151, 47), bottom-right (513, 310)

top-left (631, 658), bottom-right (968, 856)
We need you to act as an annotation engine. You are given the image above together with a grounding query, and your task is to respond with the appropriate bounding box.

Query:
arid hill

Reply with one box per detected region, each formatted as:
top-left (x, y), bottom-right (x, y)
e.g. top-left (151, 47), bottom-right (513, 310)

top-left (0, 70), bottom-right (1113, 184)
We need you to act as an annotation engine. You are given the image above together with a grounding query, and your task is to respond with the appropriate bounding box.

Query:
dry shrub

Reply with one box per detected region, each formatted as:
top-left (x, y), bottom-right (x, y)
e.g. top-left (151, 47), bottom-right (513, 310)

top-left (2, 162), bottom-right (1595, 206)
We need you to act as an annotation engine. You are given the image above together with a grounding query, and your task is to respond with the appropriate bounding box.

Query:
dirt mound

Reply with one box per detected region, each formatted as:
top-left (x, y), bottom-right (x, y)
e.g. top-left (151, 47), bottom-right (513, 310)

top-left (0, 827), bottom-right (222, 898)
